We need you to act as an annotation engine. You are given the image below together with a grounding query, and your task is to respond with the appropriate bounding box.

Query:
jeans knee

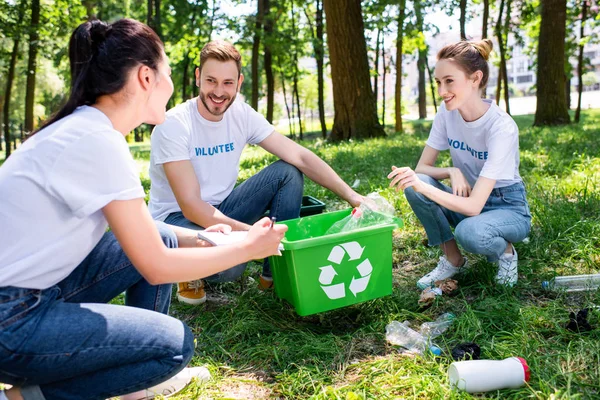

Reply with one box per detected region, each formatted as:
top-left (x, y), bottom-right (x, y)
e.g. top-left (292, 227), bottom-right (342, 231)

top-left (274, 160), bottom-right (304, 187)
top-left (181, 323), bottom-right (196, 365)
top-left (155, 221), bottom-right (178, 249)
top-left (455, 220), bottom-right (487, 254)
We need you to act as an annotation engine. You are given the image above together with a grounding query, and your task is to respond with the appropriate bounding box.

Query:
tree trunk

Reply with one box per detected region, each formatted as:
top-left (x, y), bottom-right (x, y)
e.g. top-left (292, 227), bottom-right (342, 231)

top-left (495, 0), bottom-right (506, 108)
top-left (147, 0), bottom-right (154, 30)
top-left (3, 37), bottom-right (20, 159)
top-left (459, 0), bottom-right (467, 40)
top-left (382, 36), bottom-right (386, 127)
top-left (496, 67), bottom-right (503, 105)
top-left (481, 0), bottom-right (490, 97)
top-left (374, 28), bottom-right (381, 102)
top-left (426, 56), bottom-right (437, 114)
top-left (316, 0), bottom-right (326, 138)
top-left (574, 0), bottom-right (587, 122)
top-left (154, 0), bottom-right (162, 39)
top-left (264, 0), bottom-right (274, 123)
top-left (323, 0), bottom-right (384, 140)
top-left (415, 1), bottom-right (427, 119)
top-left (25, 0), bottom-right (40, 134)
top-left (395, 0), bottom-right (406, 133)
top-left (501, 0), bottom-right (512, 115)
top-left (280, 69), bottom-right (295, 139)
top-left (251, 0), bottom-right (265, 111)
top-left (534, 0), bottom-right (570, 125)
top-left (482, 0), bottom-right (489, 38)
top-left (293, 68), bottom-right (303, 140)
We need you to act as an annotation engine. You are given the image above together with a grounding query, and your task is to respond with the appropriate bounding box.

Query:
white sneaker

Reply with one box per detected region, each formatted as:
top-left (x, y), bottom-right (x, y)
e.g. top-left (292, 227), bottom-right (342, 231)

top-left (143, 366), bottom-right (211, 399)
top-left (496, 247), bottom-right (518, 286)
top-left (417, 256), bottom-right (468, 290)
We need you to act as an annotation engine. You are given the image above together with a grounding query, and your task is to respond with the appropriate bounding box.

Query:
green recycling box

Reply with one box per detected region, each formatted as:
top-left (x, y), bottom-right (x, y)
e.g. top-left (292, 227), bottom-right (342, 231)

top-left (269, 209), bottom-right (400, 316)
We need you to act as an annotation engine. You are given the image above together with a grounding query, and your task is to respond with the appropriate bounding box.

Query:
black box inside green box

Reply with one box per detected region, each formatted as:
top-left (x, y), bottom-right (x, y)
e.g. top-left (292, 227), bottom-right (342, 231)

top-left (300, 195), bottom-right (326, 217)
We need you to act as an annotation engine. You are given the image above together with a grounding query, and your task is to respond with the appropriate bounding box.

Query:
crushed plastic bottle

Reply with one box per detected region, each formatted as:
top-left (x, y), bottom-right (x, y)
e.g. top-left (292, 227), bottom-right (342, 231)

top-left (386, 313), bottom-right (456, 355)
top-left (385, 321), bottom-right (442, 355)
top-left (419, 312), bottom-right (456, 340)
top-left (325, 192), bottom-right (400, 235)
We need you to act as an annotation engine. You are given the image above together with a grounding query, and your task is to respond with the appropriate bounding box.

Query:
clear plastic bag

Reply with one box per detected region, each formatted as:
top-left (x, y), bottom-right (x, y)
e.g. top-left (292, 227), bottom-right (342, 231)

top-left (325, 192), bottom-right (399, 235)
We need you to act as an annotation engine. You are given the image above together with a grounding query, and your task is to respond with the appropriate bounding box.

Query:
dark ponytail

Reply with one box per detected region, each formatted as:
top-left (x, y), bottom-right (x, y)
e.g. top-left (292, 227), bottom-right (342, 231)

top-left (32, 18), bottom-right (164, 135)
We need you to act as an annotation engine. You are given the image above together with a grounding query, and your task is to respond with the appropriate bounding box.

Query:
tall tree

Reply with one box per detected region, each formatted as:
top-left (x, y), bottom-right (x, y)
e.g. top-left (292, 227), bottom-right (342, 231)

top-left (415, 1), bottom-right (427, 119)
top-left (304, 0), bottom-right (327, 138)
top-left (494, 0), bottom-right (511, 114)
top-left (575, 0), bottom-right (589, 123)
top-left (251, 0), bottom-right (265, 110)
top-left (373, 28), bottom-right (381, 102)
top-left (534, 0), bottom-right (570, 125)
top-left (24, 0), bottom-right (40, 134)
top-left (395, 0), bottom-right (406, 133)
top-left (481, 0), bottom-right (490, 97)
top-left (323, 0), bottom-right (384, 140)
top-left (482, 0), bottom-right (490, 38)
top-left (459, 0), bottom-right (468, 40)
top-left (264, 0), bottom-right (274, 123)
top-left (3, 1), bottom-right (26, 158)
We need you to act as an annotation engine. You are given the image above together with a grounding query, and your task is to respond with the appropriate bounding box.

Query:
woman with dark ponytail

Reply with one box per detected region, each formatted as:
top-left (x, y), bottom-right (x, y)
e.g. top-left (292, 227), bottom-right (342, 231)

top-left (388, 39), bottom-right (531, 289)
top-left (0, 19), bottom-right (286, 400)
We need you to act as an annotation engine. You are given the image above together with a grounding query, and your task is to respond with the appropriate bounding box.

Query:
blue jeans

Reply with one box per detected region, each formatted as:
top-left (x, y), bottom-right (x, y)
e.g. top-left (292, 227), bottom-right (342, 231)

top-left (404, 174), bottom-right (532, 262)
top-left (165, 160), bottom-right (304, 281)
top-left (0, 222), bottom-right (195, 400)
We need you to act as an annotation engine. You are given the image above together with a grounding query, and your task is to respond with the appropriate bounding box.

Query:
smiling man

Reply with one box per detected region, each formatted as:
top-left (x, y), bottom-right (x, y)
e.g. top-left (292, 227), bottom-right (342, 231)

top-left (148, 40), bottom-right (364, 305)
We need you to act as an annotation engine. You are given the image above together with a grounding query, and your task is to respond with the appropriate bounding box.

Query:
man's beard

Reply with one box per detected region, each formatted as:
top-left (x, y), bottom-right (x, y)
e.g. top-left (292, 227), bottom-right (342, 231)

top-left (199, 90), bottom-right (238, 117)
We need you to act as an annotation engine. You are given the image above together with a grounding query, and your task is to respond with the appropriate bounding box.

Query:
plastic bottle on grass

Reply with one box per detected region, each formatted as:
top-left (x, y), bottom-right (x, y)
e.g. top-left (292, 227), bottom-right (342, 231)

top-left (542, 273), bottom-right (600, 292)
top-left (419, 312), bottom-right (456, 339)
top-left (385, 321), bottom-right (442, 355)
top-left (448, 357), bottom-right (530, 393)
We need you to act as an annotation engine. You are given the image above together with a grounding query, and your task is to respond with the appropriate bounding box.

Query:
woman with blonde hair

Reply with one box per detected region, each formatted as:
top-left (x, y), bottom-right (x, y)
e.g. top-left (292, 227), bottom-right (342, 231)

top-left (389, 39), bottom-right (531, 288)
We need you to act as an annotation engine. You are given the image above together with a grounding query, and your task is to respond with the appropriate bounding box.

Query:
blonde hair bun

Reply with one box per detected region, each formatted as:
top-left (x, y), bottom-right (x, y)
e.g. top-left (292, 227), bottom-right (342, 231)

top-left (472, 39), bottom-right (494, 61)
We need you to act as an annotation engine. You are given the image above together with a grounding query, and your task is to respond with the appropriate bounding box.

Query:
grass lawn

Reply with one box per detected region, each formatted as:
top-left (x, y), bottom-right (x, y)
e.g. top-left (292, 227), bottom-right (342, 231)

top-left (128, 112), bottom-right (600, 399)
top-left (2, 110), bottom-right (599, 398)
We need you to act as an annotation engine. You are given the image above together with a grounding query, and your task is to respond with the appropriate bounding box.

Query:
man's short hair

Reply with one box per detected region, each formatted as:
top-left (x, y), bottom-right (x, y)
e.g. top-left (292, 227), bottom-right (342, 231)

top-left (199, 40), bottom-right (242, 76)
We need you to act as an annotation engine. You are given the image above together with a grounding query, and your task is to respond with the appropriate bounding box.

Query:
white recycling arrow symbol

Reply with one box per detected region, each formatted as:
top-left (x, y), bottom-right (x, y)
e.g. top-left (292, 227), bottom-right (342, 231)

top-left (318, 241), bottom-right (372, 299)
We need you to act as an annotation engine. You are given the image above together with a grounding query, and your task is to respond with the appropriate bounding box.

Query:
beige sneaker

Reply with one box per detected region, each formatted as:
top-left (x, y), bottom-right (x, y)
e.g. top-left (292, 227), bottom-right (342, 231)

top-left (177, 280), bottom-right (206, 305)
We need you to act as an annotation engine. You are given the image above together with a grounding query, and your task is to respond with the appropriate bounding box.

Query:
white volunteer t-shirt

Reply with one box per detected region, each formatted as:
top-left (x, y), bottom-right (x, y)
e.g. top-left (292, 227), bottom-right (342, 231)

top-left (426, 100), bottom-right (522, 188)
top-left (149, 97), bottom-right (274, 221)
top-left (0, 106), bottom-right (145, 289)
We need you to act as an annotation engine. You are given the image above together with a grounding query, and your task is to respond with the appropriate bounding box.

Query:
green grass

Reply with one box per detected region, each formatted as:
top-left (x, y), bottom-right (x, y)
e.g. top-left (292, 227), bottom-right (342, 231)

top-left (3, 112), bottom-right (600, 398)
top-left (132, 112), bottom-right (600, 399)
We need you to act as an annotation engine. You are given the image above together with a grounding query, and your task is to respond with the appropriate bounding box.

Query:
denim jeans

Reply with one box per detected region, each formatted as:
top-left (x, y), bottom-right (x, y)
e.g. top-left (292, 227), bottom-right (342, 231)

top-left (0, 221), bottom-right (195, 400)
top-left (404, 174), bottom-right (532, 262)
top-left (165, 160), bottom-right (304, 281)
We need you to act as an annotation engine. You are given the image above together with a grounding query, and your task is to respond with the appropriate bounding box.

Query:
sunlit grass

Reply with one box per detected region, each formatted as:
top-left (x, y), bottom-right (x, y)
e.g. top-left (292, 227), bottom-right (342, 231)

top-left (127, 111), bottom-right (600, 399)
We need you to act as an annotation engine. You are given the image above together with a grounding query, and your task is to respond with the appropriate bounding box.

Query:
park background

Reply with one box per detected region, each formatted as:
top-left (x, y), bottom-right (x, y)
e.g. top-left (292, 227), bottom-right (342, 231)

top-left (1, 0), bottom-right (600, 399)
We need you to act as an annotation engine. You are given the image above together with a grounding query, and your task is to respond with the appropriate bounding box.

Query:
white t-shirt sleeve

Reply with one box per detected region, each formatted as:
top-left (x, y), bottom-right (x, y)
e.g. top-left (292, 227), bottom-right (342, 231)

top-left (425, 108), bottom-right (450, 151)
top-left (479, 119), bottom-right (519, 181)
top-left (151, 117), bottom-right (190, 165)
top-left (47, 132), bottom-right (145, 218)
top-left (244, 103), bottom-right (275, 144)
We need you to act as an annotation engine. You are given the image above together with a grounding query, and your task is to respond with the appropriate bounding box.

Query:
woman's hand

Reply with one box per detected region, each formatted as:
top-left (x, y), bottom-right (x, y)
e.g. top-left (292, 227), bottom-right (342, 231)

top-left (243, 217), bottom-right (288, 259)
top-left (387, 166), bottom-right (427, 193)
top-left (448, 167), bottom-right (472, 197)
top-left (204, 223), bottom-right (232, 234)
